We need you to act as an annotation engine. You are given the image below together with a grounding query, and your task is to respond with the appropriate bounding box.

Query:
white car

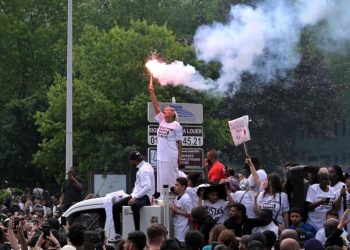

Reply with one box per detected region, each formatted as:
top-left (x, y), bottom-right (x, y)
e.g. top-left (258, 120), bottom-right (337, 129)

top-left (62, 197), bottom-right (164, 244)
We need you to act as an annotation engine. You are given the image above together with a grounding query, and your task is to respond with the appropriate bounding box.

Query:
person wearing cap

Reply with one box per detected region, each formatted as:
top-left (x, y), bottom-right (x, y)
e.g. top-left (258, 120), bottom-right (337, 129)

top-left (197, 183), bottom-right (234, 224)
top-left (149, 80), bottom-right (183, 197)
top-left (112, 151), bottom-right (155, 235)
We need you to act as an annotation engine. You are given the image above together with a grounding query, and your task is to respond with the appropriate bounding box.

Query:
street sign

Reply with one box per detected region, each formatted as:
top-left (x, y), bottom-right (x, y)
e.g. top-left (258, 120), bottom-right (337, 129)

top-left (148, 125), bottom-right (203, 146)
top-left (147, 102), bottom-right (203, 124)
top-left (148, 148), bottom-right (204, 169)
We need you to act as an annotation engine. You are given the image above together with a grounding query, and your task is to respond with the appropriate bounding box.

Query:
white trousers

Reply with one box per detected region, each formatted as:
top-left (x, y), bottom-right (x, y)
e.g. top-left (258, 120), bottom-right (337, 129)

top-left (157, 160), bottom-right (179, 195)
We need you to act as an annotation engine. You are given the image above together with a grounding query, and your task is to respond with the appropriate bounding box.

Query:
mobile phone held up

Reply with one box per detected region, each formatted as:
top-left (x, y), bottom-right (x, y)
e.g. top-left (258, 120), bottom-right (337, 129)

top-left (61, 216), bottom-right (67, 226)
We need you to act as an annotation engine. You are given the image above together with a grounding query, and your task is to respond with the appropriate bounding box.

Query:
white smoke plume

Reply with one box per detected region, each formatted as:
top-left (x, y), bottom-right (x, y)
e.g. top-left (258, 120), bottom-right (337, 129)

top-left (145, 59), bottom-right (216, 90)
top-left (148, 0), bottom-right (350, 93)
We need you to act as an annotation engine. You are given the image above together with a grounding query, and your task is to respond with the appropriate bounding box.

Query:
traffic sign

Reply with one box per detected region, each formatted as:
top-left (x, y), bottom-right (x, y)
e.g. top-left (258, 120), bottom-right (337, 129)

top-left (148, 125), bottom-right (203, 146)
top-left (148, 148), bottom-right (204, 169)
top-left (147, 102), bottom-right (203, 124)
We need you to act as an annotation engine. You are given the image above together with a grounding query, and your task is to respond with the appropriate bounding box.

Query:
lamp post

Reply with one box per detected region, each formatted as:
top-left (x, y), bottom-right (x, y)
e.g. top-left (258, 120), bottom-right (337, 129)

top-left (66, 0), bottom-right (73, 178)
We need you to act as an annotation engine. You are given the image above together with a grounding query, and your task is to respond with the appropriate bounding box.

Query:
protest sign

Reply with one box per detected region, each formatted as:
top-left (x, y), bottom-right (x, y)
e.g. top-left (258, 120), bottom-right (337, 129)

top-left (228, 115), bottom-right (251, 146)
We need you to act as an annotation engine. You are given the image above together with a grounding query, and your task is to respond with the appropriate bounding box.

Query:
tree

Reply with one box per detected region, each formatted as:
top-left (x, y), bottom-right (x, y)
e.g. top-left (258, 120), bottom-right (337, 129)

top-left (0, 0), bottom-right (66, 189)
top-left (218, 53), bottom-right (345, 173)
top-left (34, 21), bottom-right (212, 183)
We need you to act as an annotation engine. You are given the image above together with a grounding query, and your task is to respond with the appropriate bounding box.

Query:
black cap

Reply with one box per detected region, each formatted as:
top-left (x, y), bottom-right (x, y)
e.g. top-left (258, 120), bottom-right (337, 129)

top-left (196, 183), bottom-right (227, 200)
top-left (129, 151), bottom-right (143, 161)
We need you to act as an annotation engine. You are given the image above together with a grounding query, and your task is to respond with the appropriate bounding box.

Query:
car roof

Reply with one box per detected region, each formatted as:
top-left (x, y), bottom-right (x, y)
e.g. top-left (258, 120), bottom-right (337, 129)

top-left (62, 197), bottom-right (105, 217)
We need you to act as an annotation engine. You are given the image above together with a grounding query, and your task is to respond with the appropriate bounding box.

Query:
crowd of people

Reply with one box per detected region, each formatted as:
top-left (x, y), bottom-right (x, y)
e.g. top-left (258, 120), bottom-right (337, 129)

top-left (1, 82), bottom-right (350, 249)
top-left (2, 149), bottom-right (350, 250)
top-left (144, 151), bottom-right (350, 250)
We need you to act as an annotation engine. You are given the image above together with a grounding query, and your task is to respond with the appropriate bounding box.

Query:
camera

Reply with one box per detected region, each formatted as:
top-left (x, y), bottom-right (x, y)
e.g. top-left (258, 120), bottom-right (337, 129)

top-left (14, 217), bottom-right (20, 227)
top-left (60, 216), bottom-right (67, 226)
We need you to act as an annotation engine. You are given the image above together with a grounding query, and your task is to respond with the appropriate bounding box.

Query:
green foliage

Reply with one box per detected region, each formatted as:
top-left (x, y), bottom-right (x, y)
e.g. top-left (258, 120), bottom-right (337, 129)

top-left (0, 190), bottom-right (12, 204)
top-left (34, 21), bottom-right (212, 183)
top-left (1, 0), bottom-right (350, 190)
top-left (218, 53), bottom-right (345, 173)
top-left (73, 0), bottom-right (251, 41)
top-left (0, 0), bottom-right (66, 190)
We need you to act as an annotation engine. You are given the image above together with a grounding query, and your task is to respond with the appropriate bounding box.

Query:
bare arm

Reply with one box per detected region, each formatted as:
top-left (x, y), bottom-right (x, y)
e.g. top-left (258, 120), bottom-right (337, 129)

top-left (7, 219), bottom-right (21, 250)
top-left (68, 173), bottom-right (83, 191)
top-left (245, 156), bottom-right (261, 189)
top-left (177, 140), bottom-right (182, 165)
top-left (197, 190), bottom-right (204, 207)
top-left (170, 204), bottom-right (191, 218)
top-left (225, 184), bottom-right (234, 206)
top-left (16, 224), bottom-right (28, 250)
top-left (333, 188), bottom-right (346, 211)
top-left (283, 211), bottom-right (289, 228)
top-left (148, 77), bottom-right (160, 114)
top-left (253, 192), bottom-right (261, 215)
top-left (307, 200), bottom-right (323, 211)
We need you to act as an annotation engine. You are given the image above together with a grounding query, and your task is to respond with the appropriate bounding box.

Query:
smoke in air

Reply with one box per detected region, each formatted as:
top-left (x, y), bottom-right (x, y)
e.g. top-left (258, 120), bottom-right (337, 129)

top-left (146, 0), bottom-right (350, 93)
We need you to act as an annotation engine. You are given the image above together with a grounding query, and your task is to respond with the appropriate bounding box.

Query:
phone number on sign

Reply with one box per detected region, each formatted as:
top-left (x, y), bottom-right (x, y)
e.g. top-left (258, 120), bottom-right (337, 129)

top-left (148, 136), bottom-right (203, 146)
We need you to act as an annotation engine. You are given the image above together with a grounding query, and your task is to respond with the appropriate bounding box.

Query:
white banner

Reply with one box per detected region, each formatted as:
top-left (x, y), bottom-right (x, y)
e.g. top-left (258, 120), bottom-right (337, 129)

top-left (228, 115), bottom-right (251, 146)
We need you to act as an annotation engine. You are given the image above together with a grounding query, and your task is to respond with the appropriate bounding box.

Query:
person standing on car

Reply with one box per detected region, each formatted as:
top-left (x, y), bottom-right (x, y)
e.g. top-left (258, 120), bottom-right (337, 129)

top-left (113, 151), bottom-right (155, 235)
top-left (62, 167), bottom-right (84, 211)
top-left (148, 78), bottom-right (183, 196)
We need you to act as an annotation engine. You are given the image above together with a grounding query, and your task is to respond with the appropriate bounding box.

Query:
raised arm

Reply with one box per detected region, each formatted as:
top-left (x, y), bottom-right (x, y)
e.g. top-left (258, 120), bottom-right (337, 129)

top-left (226, 184), bottom-right (234, 206)
top-left (245, 156), bottom-right (261, 189)
top-left (148, 76), bottom-right (160, 114)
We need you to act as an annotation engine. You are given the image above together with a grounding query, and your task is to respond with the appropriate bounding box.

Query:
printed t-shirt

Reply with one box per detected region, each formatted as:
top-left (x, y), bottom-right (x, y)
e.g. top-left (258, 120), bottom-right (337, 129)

top-left (306, 184), bottom-right (337, 230)
top-left (155, 113), bottom-right (182, 162)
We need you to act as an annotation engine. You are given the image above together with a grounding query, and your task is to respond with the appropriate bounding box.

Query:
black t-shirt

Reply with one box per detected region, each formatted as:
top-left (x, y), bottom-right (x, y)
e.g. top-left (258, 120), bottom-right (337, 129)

top-left (224, 218), bottom-right (257, 237)
top-left (62, 177), bottom-right (83, 205)
top-left (200, 217), bottom-right (217, 244)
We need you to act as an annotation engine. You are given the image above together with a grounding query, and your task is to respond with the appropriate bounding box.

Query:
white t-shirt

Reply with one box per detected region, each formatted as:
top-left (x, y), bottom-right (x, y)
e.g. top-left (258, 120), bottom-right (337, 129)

top-left (231, 191), bottom-right (257, 219)
top-left (252, 221), bottom-right (279, 238)
top-left (306, 184), bottom-right (337, 230)
top-left (178, 170), bottom-right (187, 178)
top-left (335, 189), bottom-right (350, 232)
top-left (332, 181), bottom-right (346, 191)
top-left (173, 193), bottom-right (193, 242)
top-left (202, 199), bottom-right (229, 224)
top-left (315, 227), bottom-right (348, 245)
top-left (257, 192), bottom-right (289, 226)
top-left (155, 113), bottom-right (182, 162)
top-left (185, 187), bottom-right (198, 205)
top-left (248, 169), bottom-right (267, 192)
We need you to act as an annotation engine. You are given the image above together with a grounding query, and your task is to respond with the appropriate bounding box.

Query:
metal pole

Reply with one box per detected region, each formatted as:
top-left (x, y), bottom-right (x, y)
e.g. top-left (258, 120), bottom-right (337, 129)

top-left (66, 0), bottom-right (73, 178)
top-left (162, 185), bottom-right (170, 237)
